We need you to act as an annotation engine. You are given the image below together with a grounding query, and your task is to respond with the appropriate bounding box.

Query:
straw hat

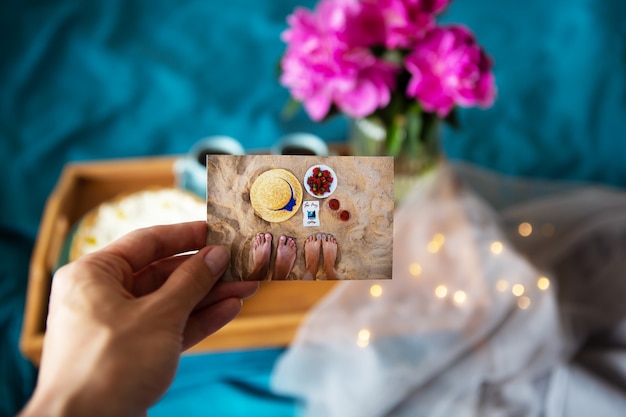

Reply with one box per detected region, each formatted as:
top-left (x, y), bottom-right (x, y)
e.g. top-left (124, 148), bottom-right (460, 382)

top-left (250, 168), bottom-right (302, 223)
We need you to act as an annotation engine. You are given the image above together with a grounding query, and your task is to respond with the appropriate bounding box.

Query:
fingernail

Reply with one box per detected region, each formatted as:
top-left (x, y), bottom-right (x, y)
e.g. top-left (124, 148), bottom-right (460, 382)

top-left (204, 246), bottom-right (229, 277)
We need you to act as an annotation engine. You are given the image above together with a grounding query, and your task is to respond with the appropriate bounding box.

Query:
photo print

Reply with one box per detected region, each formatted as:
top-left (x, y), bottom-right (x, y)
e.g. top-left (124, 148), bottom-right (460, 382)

top-left (206, 155), bottom-right (393, 281)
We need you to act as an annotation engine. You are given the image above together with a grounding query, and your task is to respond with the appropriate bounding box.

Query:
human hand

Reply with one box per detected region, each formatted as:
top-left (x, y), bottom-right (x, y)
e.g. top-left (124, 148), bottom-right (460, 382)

top-left (20, 221), bottom-right (259, 417)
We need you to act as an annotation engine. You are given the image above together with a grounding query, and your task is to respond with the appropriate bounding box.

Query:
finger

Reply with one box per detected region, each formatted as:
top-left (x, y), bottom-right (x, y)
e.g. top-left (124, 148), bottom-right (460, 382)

top-left (192, 281), bottom-right (259, 312)
top-left (101, 221), bottom-right (207, 273)
top-left (133, 257), bottom-right (258, 304)
top-left (131, 254), bottom-right (194, 297)
top-left (182, 297), bottom-right (243, 350)
top-left (149, 246), bottom-right (229, 318)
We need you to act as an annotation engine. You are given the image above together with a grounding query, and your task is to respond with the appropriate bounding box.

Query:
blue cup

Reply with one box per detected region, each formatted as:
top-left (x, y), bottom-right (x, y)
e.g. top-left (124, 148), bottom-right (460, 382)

top-left (174, 136), bottom-right (245, 198)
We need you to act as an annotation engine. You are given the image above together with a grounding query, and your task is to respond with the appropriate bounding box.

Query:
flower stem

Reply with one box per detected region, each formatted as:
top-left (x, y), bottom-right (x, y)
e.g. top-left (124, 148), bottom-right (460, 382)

top-left (385, 114), bottom-right (406, 157)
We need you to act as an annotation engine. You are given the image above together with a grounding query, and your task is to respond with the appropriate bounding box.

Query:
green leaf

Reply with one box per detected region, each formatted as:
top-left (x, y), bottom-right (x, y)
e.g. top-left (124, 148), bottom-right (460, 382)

top-left (280, 98), bottom-right (301, 121)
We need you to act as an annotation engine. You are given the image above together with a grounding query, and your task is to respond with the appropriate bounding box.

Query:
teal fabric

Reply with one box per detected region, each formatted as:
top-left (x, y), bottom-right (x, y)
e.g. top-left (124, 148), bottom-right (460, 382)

top-left (441, 0), bottom-right (626, 186)
top-left (1, 0), bottom-right (625, 416)
top-left (149, 349), bottom-right (298, 417)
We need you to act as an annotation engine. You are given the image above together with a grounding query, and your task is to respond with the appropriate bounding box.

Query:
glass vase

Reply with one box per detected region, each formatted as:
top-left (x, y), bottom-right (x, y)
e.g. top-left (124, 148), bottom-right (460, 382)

top-left (349, 114), bottom-right (442, 203)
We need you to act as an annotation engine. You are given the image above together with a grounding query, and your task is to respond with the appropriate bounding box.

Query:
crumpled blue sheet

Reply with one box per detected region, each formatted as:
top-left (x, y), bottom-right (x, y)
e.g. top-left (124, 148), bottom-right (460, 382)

top-left (1, 0), bottom-right (625, 415)
top-left (149, 349), bottom-right (298, 417)
top-left (440, 0), bottom-right (626, 186)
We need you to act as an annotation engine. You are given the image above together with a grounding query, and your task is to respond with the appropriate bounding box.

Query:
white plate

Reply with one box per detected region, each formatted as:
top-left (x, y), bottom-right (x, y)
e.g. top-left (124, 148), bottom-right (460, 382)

top-left (304, 164), bottom-right (337, 198)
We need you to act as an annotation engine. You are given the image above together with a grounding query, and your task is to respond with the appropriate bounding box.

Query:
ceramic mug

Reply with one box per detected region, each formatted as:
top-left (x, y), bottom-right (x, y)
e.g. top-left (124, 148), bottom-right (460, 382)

top-left (271, 133), bottom-right (329, 156)
top-left (174, 136), bottom-right (246, 198)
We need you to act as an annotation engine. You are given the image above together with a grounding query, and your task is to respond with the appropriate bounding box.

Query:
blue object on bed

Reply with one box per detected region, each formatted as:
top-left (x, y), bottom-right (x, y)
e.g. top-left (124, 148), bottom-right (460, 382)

top-left (149, 349), bottom-right (298, 417)
top-left (1, 0), bottom-right (625, 416)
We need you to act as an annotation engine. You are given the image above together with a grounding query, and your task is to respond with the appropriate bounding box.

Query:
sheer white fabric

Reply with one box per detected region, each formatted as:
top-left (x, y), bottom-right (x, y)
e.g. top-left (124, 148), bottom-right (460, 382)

top-left (272, 162), bottom-right (626, 417)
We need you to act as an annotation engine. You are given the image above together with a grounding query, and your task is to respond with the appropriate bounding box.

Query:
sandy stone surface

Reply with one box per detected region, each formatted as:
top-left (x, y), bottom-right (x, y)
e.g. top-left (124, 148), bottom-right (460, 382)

top-left (206, 155), bottom-right (393, 281)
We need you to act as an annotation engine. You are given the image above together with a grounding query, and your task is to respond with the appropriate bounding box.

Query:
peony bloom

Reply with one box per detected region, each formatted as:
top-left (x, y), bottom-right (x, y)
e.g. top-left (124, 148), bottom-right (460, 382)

top-left (404, 25), bottom-right (496, 117)
top-left (368, 0), bottom-right (452, 48)
top-left (280, 0), bottom-right (398, 121)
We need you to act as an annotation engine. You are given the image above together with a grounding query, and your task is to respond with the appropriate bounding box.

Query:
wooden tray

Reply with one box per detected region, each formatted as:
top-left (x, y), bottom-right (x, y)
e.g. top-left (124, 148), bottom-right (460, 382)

top-left (20, 156), bottom-right (336, 366)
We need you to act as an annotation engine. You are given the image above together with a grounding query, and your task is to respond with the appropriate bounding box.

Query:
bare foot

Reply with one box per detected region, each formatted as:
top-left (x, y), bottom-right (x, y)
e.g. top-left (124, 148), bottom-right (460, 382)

top-left (248, 233), bottom-right (272, 280)
top-left (272, 235), bottom-right (297, 280)
top-left (322, 234), bottom-right (340, 280)
top-left (302, 234), bottom-right (321, 280)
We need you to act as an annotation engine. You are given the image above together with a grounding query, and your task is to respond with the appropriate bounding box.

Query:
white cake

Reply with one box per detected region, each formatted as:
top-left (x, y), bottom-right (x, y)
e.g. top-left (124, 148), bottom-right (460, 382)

top-left (69, 188), bottom-right (205, 261)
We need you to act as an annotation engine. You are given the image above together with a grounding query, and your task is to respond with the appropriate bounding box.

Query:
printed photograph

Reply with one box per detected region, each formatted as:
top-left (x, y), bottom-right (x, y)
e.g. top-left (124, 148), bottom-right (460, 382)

top-left (206, 155), bottom-right (394, 281)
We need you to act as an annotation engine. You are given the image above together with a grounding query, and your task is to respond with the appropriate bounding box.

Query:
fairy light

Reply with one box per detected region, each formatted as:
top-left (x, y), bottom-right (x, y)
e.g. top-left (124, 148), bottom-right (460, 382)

top-left (427, 241), bottom-right (441, 253)
top-left (453, 290), bottom-right (467, 305)
top-left (435, 285), bottom-right (448, 298)
top-left (370, 285), bottom-right (383, 298)
top-left (537, 276), bottom-right (550, 291)
top-left (357, 339), bottom-right (369, 348)
top-left (512, 284), bottom-right (525, 297)
top-left (427, 233), bottom-right (445, 253)
top-left (518, 222), bottom-right (533, 237)
top-left (433, 233), bottom-right (445, 245)
top-left (409, 262), bottom-right (422, 277)
top-left (517, 296), bottom-right (531, 310)
top-left (357, 328), bottom-right (370, 348)
top-left (496, 279), bottom-right (509, 292)
top-left (490, 241), bottom-right (504, 255)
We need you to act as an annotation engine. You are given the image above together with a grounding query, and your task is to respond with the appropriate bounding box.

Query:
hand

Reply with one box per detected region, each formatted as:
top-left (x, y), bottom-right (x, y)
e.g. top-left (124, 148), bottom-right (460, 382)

top-left (19, 221), bottom-right (259, 417)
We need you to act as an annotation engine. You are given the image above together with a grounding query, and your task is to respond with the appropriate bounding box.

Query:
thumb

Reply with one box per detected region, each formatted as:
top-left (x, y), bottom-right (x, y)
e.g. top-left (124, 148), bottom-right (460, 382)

top-left (150, 246), bottom-right (230, 318)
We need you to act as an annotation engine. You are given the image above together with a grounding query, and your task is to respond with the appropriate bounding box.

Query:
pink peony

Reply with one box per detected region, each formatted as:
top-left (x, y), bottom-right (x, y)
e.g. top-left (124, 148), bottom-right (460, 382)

top-left (366, 0), bottom-right (452, 48)
top-left (404, 25), bottom-right (496, 117)
top-left (280, 0), bottom-right (397, 121)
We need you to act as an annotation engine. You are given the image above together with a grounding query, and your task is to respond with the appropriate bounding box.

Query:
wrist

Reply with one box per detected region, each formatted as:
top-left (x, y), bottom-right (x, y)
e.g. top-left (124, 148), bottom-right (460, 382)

top-left (19, 386), bottom-right (78, 417)
top-left (19, 384), bottom-right (145, 417)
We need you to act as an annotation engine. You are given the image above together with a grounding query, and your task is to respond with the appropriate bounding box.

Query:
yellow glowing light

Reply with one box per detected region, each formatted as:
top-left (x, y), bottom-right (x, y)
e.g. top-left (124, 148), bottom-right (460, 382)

top-left (496, 279), bottom-right (509, 292)
top-left (490, 241), bottom-right (504, 255)
top-left (370, 285), bottom-right (383, 298)
top-left (541, 223), bottom-right (555, 237)
top-left (537, 276), bottom-right (550, 291)
top-left (427, 241), bottom-right (441, 253)
top-left (517, 296), bottom-right (531, 310)
top-left (358, 329), bottom-right (371, 341)
top-left (433, 233), bottom-right (446, 245)
top-left (512, 284), bottom-right (525, 297)
top-left (409, 263), bottom-right (422, 277)
top-left (518, 222), bottom-right (533, 237)
top-left (357, 339), bottom-right (370, 348)
top-left (435, 285), bottom-right (448, 298)
top-left (453, 290), bottom-right (467, 304)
